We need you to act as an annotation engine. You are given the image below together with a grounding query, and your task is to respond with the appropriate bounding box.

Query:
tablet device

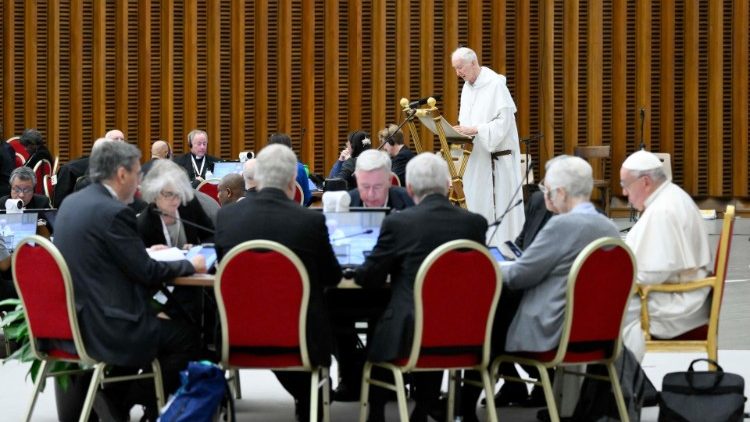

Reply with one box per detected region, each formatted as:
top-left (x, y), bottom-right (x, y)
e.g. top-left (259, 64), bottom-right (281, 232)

top-left (186, 244), bottom-right (218, 271)
top-left (488, 246), bottom-right (507, 262)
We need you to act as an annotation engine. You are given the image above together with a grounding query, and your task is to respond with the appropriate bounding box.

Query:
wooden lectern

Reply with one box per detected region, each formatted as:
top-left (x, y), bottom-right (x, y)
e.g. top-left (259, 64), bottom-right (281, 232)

top-left (400, 97), bottom-right (472, 208)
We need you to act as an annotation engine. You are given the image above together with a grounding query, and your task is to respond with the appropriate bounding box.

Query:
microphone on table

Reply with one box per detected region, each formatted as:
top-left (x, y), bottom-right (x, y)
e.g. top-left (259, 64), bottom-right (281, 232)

top-left (408, 94), bottom-right (442, 109)
top-left (331, 229), bottom-right (374, 241)
top-left (152, 208), bottom-right (216, 235)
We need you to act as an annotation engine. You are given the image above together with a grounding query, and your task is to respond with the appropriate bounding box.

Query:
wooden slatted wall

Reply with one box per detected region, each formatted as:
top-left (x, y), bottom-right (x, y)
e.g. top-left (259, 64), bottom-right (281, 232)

top-left (0, 1), bottom-right (748, 201)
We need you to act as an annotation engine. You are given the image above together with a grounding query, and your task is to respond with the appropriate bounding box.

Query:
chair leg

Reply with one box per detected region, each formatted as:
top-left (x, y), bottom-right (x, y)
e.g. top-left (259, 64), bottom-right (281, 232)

top-left (392, 369), bottom-right (409, 422)
top-left (480, 368), bottom-right (499, 422)
top-left (310, 369), bottom-right (320, 422)
top-left (23, 359), bottom-right (50, 422)
top-left (538, 364), bottom-right (560, 422)
top-left (447, 370), bottom-right (457, 422)
top-left (606, 363), bottom-right (630, 422)
top-left (358, 362), bottom-right (373, 422)
top-left (79, 363), bottom-right (106, 422)
top-left (231, 369), bottom-right (242, 399)
top-left (151, 359), bottom-right (166, 409)
top-left (321, 367), bottom-right (331, 422)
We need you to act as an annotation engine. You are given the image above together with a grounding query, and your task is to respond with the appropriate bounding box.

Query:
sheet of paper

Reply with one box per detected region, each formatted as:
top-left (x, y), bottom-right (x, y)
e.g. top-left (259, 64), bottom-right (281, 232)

top-left (416, 114), bottom-right (473, 142)
top-left (147, 247), bottom-right (186, 262)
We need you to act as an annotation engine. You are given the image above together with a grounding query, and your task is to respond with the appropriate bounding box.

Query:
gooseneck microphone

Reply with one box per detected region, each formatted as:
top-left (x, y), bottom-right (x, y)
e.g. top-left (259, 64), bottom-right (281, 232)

top-left (379, 110), bottom-right (418, 151)
top-left (152, 208), bottom-right (216, 235)
top-left (489, 199), bottom-right (523, 228)
top-left (331, 229), bottom-right (374, 241)
top-left (408, 94), bottom-right (442, 109)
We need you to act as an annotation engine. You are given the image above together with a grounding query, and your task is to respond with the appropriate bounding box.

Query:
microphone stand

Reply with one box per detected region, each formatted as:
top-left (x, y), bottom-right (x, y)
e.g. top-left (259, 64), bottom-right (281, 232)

top-left (153, 208), bottom-right (216, 235)
top-left (486, 134), bottom-right (541, 245)
top-left (378, 109), bottom-right (417, 151)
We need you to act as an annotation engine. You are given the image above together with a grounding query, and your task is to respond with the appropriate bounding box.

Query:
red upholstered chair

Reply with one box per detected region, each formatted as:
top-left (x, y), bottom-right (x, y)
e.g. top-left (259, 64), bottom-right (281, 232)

top-left (215, 239), bottom-right (331, 422)
top-left (12, 236), bottom-right (165, 422)
top-left (490, 237), bottom-right (636, 422)
top-left (358, 239), bottom-right (501, 422)
top-left (43, 174), bottom-right (55, 203)
top-left (390, 172), bottom-right (401, 187)
top-left (33, 159), bottom-right (53, 194)
top-left (638, 205), bottom-right (735, 366)
top-left (196, 178), bottom-right (221, 205)
top-left (7, 136), bottom-right (29, 167)
top-left (293, 181), bottom-right (305, 205)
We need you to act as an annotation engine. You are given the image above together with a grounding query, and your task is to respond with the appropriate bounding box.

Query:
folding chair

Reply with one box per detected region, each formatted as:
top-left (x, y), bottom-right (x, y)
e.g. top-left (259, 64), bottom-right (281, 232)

top-left (214, 240), bottom-right (331, 422)
top-left (358, 239), bottom-right (501, 422)
top-left (12, 235), bottom-right (165, 422)
top-left (33, 159), bottom-right (53, 195)
top-left (638, 205), bottom-right (735, 366)
top-left (491, 237), bottom-right (636, 422)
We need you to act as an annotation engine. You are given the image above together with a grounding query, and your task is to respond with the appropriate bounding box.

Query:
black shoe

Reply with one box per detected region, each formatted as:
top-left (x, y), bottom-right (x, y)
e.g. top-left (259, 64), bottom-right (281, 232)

top-left (333, 382), bottom-right (361, 402)
top-left (93, 390), bottom-right (129, 422)
top-left (481, 382), bottom-right (529, 407)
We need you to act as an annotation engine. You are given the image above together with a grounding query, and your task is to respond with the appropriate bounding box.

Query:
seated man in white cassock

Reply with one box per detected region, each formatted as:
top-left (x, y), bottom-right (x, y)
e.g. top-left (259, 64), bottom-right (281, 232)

top-left (619, 150), bottom-right (711, 361)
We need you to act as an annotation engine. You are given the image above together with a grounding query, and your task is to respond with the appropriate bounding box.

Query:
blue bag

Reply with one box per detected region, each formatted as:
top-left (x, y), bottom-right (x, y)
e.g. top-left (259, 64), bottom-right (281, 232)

top-left (159, 361), bottom-right (232, 422)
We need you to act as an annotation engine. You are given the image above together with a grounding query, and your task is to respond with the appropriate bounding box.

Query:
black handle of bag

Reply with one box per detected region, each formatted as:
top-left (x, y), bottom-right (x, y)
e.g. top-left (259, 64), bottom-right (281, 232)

top-left (686, 358), bottom-right (724, 391)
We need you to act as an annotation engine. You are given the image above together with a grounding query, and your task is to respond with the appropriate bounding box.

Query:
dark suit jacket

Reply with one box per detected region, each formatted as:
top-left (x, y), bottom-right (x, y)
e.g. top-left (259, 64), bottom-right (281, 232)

top-left (354, 194), bottom-right (487, 361)
top-left (514, 190), bottom-right (553, 250)
top-left (140, 158), bottom-right (158, 176)
top-left (137, 198), bottom-right (215, 247)
top-left (215, 188), bottom-right (342, 365)
top-left (53, 183), bottom-right (196, 367)
top-left (25, 146), bottom-right (53, 172)
top-left (0, 194), bottom-right (51, 210)
top-left (391, 146), bottom-right (415, 187)
top-left (173, 153), bottom-right (219, 187)
top-left (53, 156), bottom-right (89, 208)
top-left (347, 186), bottom-right (415, 210)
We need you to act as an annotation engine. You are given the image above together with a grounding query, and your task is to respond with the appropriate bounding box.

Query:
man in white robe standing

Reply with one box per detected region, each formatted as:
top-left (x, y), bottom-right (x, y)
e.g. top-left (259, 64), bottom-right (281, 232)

top-left (451, 47), bottom-right (525, 246)
top-left (620, 150), bottom-right (711, 361)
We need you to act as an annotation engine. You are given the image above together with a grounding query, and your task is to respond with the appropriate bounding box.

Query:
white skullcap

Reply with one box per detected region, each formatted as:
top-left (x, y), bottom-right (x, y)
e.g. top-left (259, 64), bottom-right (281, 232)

top-left (622, 150), bottom-right (663, 171)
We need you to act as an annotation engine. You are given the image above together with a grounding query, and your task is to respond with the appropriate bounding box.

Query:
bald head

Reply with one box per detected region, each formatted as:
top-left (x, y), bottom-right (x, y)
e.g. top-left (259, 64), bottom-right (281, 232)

top-left (218, 173), bottom-right (246, 206)
top-left (151, 140), bottom-right (171, 159)
top-left (243, 158), bottom-right (258, 190)
top-left (105, 129), bottom-right (126, 142)
top-left (92, 137), bottom-right (112, 152)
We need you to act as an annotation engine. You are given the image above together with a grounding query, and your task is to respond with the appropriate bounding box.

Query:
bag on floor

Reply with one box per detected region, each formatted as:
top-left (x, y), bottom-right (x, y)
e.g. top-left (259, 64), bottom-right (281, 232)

top-left (658, 358), bottom-right (746, 422)
top-left (159, 361), bottom-right (234, 422)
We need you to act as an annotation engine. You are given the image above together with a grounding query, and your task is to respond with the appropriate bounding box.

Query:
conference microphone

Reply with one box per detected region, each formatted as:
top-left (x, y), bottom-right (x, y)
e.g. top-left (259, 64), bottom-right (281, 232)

top-left (408, 94), bottom-right (442, 109)
top-left (331, 229), bottom-right (373, 241)
top-left (489, 199), bottom-right (523, 228)
top-left (519, 133), bottom-right (544, 143)
top-left (152, 208), bottom-right (216, 235)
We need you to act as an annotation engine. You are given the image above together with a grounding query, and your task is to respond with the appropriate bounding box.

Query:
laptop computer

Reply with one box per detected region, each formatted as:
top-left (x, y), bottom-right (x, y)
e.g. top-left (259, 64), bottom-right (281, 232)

top-left (211, 161), bottom-right (243, 180)
top-left (323, 209), bottom-right (388, 266)
top-left (0, 212), bottom-right (39, 251)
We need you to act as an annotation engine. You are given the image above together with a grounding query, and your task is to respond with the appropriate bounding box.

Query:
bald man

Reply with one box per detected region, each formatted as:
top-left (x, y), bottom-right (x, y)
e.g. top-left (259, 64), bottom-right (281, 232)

top-left (217, 173), bottom-right (245, 206)
top-left (141, 140), bottom-right (172, 176)
top-left (104, 129), bottom-right (126, 142)
top-left (243, 158), bottom-right (258, 197)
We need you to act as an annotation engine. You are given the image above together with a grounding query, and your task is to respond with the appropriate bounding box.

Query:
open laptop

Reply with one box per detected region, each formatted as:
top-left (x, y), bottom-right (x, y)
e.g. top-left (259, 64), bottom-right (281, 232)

top-left (212, 161), bottom-right (243, 179)
top-left (323, 208), bottom-right (388, 266)
top-left (0, 212), bottom-right (39, 251)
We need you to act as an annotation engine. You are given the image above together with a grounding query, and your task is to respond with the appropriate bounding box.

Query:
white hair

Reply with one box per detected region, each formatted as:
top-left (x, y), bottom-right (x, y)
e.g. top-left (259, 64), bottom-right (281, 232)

top-left (406, 153), bottom-right (450, 201)
top-left (140, 159), bottom-right (195, 204)
top-left (545, 155), bottom-right (593, 199)
top-left (255, 144), bottom-right (297, 190)
top-left (355, 149), bottom-right (391, 174)
top-left (451, 47), bottom-right (478, 64)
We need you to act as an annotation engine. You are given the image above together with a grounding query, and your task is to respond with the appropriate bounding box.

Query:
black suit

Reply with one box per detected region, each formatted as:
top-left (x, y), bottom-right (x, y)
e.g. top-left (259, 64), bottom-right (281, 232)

top-left (54, 183), bottom-right (199, 398)
top-left (140, 158), bottom-right (158, 176)
top-left (0, 194), bottom-right (51, 210)
top-left (53, 156), bottom-right (89, 208)
top-left (347, 186), bottom-right (415, 210)
top-left (390, 146), bottom-right (415, 187)
top-left (173, 153), bottom-right (218, 187)
top-left (514, 190), bottom-right (553, 250)
top-left (215, 187), bottom-right (341, 418)
top-left (354, 193), bottom-right (487, 412)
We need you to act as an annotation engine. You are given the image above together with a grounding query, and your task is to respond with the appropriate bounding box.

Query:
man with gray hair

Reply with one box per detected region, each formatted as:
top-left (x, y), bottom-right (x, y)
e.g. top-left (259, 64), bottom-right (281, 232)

top-left (619, 150), bottom-right (711, 360)
top-left (348, 149), bottom-right (413, 209)
top-left (215, 143), bottom-right (341, 421)
top-left (0, 166), bottom-right (51, 209)
top-left (451, 46), bottom-right (525, 248)
top-left (353, 152), bottom-right (487, 421)
top-left (53, 141), bottom-right (206, 420)
top-left (173, 129), bottom-right (218, 187)
top-left (459, 155), bottom-right (619, 421)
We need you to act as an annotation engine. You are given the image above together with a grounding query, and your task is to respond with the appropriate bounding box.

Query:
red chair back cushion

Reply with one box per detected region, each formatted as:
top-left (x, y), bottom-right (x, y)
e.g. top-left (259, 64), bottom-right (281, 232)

top-left (219, 249), bottom-right (305, 367)
top-left (198, 182), bottom-right (220, 204)
top-left (293, 184), bottom-right (303, 204)
top-left (14, 242), bottom-right (74, 342)
top-left (416, 248), bottom-right (497, 368)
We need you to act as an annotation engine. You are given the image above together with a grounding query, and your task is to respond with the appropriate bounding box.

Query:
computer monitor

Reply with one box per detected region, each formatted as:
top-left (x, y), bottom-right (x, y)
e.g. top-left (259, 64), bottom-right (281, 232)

top-left (0, 212), bottom-right (38, 251)
top-left (323, 209), bottom-right (388, 266)
top-left (212, 161), bottom-right (243, 180)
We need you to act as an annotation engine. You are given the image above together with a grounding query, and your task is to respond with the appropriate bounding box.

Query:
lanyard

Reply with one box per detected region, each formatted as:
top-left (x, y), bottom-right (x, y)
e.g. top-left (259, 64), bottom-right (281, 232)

top-left (190, 154), bottom-right (205, 179)
top-left (159, 209), bottom-right (181, 248)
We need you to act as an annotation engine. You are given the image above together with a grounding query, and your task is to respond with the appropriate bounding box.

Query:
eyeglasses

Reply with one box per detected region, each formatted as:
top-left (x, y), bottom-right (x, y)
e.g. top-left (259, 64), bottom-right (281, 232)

top-left (620, 175), bottom-right (645, 191)
top-left (159, 190), bottom-right (179, 200)
top-left (12, 187), bottom-right (33, 194)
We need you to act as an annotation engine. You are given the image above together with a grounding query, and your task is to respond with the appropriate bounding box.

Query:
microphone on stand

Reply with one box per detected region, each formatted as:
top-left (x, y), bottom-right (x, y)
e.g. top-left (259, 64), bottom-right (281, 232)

top-left (152, 208), bottom-right (216, 235)
top-left (379, 109), bottom-right (418, 151)
top-left (489, 199), bottom-right (523, 227)
top-left (331, 229), bottom-right (374, 241)
top-left (408, 94), bottom-right (442, 109)
top-left (639, 108), bottom-right (646, 150)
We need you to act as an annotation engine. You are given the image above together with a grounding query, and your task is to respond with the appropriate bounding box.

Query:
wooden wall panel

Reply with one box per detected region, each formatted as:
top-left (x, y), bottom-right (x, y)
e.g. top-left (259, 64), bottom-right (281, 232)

top-left (0, 1), bottom-right (747, 204)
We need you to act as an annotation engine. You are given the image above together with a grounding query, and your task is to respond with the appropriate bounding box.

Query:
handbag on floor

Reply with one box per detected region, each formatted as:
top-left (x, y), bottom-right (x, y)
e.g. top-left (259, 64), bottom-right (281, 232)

top-left (659, 358), bottom-right (746, 422)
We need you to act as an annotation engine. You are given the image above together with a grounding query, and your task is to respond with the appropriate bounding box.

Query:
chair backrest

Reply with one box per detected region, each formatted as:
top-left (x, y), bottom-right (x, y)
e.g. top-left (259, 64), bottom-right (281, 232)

top-left (11, 235), bottom-right (93, 364)
top-left (404, 239), bottom-right (501, 371)
top-left (14, 152), bottom-right (26, 167)
top-left (33, 159), bottom-right (53, 194)
top-left (554, 237), bottom-right (636, 364)
top-left (196, 178), bottom-right (221, 205)
top-left (7, 136), bottom-right (29, 159)
top-left (390, 172), bottom-right (401, 187)
top-left (43, 174), bottom-right (55, 202)
top-left (573, 145), bottom-right (611, 180)
top-left (293, 181), bottom-right (304, 205)
top-left (708, 205), bottom-right (735, 338)
top-left (215, 240), bottom-right (311, 369)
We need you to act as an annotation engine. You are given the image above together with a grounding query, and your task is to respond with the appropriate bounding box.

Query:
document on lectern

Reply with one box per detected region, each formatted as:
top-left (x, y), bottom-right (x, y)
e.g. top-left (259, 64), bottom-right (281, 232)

top-left (416, 114), bottom-right (473, 143)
